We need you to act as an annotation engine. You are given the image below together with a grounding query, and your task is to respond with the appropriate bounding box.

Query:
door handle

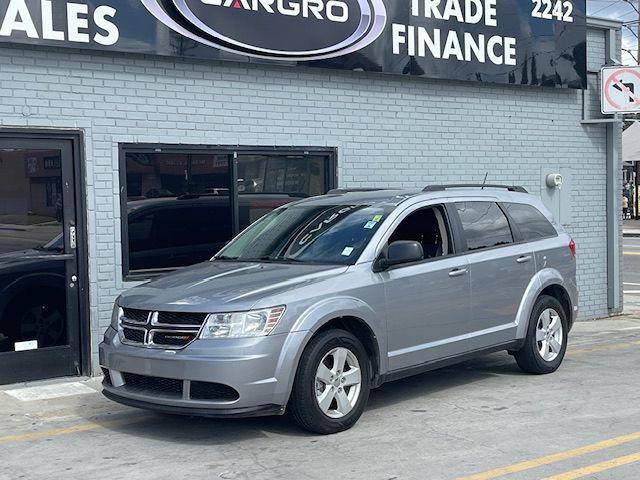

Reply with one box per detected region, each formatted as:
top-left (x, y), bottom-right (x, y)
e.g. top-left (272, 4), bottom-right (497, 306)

top-left (516, 255), bottom-right (532, 264)
top-left (449, 268), bottom-right (468, 278)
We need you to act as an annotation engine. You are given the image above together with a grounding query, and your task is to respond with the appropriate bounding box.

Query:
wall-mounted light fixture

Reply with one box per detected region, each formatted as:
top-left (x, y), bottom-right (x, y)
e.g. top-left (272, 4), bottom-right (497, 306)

top-left (546, 173), bottom-right (563, 190)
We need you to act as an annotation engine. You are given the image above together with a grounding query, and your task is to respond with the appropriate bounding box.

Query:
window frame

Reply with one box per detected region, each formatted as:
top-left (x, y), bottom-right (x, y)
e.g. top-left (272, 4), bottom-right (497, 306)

top-left (119, 144), bottom-right (338, 281)
top-left (449, 201), bottom-right (517, 253)
top-left (372, 202), bottom-right (458, 271)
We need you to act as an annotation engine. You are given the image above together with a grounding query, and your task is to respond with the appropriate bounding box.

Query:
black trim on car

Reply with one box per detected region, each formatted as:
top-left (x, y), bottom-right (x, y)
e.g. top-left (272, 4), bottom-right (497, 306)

top-left (497, 202), bottom-right (523, 243)
top-left (102, 388), bottom-right (286, 417)
top-left (375, 340), bottom-right (525, 387)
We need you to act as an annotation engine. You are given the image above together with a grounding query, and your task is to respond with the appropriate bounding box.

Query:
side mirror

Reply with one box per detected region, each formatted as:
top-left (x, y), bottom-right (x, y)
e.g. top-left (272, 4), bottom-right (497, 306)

top-left (376, 240), bottom-right (424, 271)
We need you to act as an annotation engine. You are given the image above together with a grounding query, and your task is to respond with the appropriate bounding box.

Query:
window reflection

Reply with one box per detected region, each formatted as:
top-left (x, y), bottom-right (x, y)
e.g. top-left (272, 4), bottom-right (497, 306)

top-left (0, 148), bottom-right (67, 353)
top-left (456, 202), bottom-right (514, 251)
top-left (0, 149), bottom-right (63, 254)
top-left (123, 150), bottom-right (332, 274)
top-left (237, 154), bottom-right (326, 229)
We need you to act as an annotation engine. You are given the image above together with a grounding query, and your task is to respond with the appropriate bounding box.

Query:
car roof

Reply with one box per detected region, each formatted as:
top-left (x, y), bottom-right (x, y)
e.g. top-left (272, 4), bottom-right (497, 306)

top-left (291, 186), bottom-right (540, 208)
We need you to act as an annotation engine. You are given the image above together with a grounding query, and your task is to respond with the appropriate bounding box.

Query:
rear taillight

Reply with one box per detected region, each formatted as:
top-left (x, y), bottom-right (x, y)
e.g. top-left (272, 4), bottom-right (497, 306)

top-left (569, 238), bottom-right (576, 259)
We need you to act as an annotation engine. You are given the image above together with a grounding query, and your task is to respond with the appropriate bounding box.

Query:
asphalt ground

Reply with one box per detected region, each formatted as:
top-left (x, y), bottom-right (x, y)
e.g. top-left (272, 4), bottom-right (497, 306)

top-left (623, 236), bottom-right (640, 290)
top-left (1, 315), bottom-right (640, 480)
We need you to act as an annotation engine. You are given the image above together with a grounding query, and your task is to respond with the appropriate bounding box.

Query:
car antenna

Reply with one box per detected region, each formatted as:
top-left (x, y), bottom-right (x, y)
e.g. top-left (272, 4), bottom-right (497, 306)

top-left (481, 172), bottom-right (488, 190)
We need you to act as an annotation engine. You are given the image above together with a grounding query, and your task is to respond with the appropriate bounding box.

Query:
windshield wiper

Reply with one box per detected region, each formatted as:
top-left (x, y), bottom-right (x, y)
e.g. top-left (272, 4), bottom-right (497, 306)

top-left (268, 256), bottom-right (340, 265)
top-left (214, 255), bottom-right (239, 261)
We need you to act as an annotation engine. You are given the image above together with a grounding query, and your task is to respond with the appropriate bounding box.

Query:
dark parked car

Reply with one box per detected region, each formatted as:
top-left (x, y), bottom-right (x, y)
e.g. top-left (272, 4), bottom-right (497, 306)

top-left (0, 234), bottom-right (67, 352)
top-left (125, 193), bottom-right (303, 272)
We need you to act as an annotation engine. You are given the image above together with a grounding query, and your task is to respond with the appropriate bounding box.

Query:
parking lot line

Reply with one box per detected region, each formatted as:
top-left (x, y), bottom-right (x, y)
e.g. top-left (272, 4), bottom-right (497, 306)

top-left (0, 415), bottom-right (148, 446)
top-left (455, 432), bottom-right (640, 480)
top-left (541, 451), bottom-right (640, 480)
top-left (623, 251), bottom-right (640, 256)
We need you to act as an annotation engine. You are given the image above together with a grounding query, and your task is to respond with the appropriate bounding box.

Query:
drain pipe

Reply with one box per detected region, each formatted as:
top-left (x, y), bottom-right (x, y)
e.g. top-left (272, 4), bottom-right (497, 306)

top-left (604, 26), bottom-right (622, 313)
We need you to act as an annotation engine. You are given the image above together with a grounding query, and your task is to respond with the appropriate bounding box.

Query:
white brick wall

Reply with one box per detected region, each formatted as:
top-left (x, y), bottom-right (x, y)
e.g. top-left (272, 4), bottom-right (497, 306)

top-left (0, 25), bottom-right (621, 372)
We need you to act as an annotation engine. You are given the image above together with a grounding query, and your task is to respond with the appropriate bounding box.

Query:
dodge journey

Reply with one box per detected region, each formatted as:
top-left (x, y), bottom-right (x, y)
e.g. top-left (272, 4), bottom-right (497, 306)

top-left (100, 184), bottom-right (577, 434)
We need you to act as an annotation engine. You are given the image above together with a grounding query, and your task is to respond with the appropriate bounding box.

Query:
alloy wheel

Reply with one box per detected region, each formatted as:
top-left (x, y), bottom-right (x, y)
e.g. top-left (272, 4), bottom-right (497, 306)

top-left (536, 308), bottom-right (563, 362)
top-left (314, 347), bottom-right (362, 418)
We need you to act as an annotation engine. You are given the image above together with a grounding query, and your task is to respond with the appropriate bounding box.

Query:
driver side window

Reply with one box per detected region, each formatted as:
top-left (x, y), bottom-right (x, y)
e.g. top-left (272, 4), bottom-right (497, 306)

top-left (388, 205), bottom-right (451, 259)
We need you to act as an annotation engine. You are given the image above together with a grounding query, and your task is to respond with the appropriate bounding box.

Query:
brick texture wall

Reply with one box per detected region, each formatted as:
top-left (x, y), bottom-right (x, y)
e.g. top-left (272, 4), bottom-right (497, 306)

top-left (0, 24), bottom-right (621, 372)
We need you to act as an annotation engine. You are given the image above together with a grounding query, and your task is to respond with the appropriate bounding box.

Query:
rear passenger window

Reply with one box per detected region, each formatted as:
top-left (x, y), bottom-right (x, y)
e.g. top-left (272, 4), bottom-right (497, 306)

top-left (456, 202), bottom-right (513, 251)
top-left (504, 203), bottom-right (557, 241)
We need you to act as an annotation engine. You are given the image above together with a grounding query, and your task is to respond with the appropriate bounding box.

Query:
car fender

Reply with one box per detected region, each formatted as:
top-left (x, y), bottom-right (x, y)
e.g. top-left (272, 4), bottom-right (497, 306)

top-left (272, 296), bottom-right (385, 402)
top-left (515, 268), bottom-right (570, 339)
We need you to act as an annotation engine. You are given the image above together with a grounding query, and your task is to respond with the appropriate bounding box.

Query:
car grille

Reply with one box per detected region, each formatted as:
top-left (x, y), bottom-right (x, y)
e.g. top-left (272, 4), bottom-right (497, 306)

top-left (122, 308), bottom-right (149, 324)
top-left (119, 308), bottom-right (207, 349)
top-left (113, 372), bottom-right (239, 402)
top-left (121, 373), bottom-right (183, 398)
top-left (122, 327), bottom-right (145, 344)
top-left (156, 311), bottom-right (207, 326)
top-left (190, 381), bottom-right (239, 401)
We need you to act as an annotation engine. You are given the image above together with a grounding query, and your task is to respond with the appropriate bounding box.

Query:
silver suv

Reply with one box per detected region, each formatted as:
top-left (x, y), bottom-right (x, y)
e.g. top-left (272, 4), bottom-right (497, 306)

top-left (100, 185), bottom-right (577, 434)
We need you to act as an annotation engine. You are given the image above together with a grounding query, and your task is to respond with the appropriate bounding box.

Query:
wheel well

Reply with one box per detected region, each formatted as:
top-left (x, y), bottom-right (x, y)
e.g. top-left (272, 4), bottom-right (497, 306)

top-left (315, 317), bottom-right (380, 383)
top-left (540, 285), bottom-right (573, 328)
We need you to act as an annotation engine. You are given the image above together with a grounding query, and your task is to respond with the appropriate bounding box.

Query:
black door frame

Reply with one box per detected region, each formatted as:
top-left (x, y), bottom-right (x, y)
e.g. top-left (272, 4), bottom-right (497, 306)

top-left (0, 128), bottom-right (90, 379)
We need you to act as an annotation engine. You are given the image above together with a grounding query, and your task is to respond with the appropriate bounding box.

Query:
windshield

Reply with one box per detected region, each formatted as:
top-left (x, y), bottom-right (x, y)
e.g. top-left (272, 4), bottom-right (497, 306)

top-left (215, 204), bottom-right (393, 265)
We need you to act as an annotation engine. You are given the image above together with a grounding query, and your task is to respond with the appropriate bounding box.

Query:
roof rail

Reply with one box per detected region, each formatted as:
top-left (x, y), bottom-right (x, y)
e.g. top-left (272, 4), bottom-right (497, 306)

top-left (422, 184), bottom-right (528, 194)
top-left (326, 188), bottom-right (390, 195)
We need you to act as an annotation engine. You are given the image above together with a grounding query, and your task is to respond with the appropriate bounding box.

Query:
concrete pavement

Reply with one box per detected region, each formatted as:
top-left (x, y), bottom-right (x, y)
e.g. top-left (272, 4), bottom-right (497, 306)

top-left (623, 236), bottom-right (640, 315)
top-left (1, 314), bottom-right (640, 480)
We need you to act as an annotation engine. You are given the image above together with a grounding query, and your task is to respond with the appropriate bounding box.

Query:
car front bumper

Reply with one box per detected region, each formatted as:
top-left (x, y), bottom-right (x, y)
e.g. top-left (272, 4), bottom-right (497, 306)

top-left (99, 327), bottom-right (308, 416)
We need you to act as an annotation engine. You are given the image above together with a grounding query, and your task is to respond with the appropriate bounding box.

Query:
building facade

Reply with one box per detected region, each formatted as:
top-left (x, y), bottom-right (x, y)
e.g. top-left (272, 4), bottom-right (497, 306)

top-left (0, 11), bottom-right (623, 383)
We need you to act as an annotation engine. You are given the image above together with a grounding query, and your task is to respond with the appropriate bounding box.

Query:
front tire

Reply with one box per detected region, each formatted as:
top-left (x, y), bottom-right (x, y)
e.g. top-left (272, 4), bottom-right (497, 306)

top-left (289, 329), bottom-right (370, 434)
top-left (515, 295), bottom-right (568, 374)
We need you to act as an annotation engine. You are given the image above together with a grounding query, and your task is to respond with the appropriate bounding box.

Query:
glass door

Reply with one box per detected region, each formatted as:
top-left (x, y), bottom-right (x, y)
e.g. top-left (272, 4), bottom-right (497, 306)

top-left (0, 138), bottom-right (80, 384)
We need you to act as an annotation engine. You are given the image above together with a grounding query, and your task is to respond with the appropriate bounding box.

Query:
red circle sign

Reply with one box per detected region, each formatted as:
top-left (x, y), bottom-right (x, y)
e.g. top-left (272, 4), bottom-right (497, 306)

top-left (604, 68), bottom-right (640, 111)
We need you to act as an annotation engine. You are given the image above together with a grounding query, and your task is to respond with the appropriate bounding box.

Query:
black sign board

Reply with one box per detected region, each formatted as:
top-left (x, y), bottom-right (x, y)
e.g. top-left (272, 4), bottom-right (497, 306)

top-left (0, 0), bottom-right (587, 89)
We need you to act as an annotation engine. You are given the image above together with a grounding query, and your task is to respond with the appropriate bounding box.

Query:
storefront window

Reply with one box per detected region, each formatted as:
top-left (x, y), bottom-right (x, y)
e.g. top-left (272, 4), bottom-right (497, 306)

top-left (121, 147), bottom-right (335, 278)
top-left (237, 154), bottom-right (327, 229)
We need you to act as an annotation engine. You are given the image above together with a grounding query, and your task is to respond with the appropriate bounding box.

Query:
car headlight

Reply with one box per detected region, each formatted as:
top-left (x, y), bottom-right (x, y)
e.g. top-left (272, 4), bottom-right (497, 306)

top-left (110, 303), bottom-right (122, 330)
top-left (200, 306), bottom-right (286, 339)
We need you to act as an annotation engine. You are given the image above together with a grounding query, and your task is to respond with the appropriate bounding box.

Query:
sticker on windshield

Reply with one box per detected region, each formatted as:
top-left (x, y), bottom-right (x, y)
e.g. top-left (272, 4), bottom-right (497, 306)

top-left (372, 215), bottom-right (383, 222)
top-left (364, 221), bottom-right (377, 229)
top-left (341, 246), bottom-right (354, 256)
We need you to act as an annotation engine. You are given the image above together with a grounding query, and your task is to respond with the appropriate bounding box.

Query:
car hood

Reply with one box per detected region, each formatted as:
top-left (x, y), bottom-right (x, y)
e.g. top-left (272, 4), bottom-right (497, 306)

top-left (119, 260), bottom-right (348, 312)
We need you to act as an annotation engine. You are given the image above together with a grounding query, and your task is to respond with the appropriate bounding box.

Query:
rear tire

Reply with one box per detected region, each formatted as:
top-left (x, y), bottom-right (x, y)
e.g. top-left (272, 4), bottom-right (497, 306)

top-left (289, 329), bottom-right (370, 434)
top-left (515, 295), bottom-right (568, 374)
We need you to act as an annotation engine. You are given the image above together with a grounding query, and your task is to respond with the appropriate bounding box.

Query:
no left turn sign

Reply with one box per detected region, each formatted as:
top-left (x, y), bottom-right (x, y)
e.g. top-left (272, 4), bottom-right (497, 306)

top-left (601, 66), bottom-right (640, 114)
